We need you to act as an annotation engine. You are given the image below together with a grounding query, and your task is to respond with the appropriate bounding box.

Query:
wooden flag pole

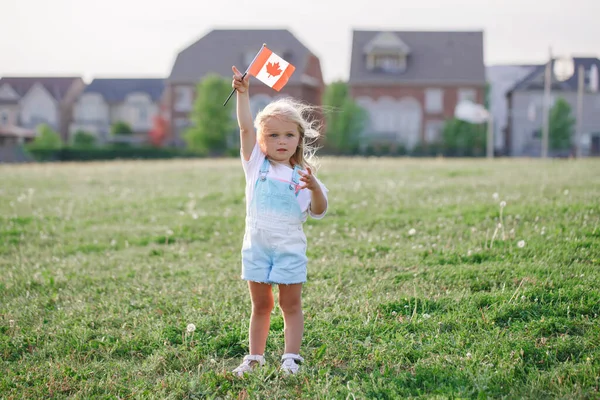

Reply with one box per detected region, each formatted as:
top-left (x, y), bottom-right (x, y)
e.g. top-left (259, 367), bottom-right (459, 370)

top-left (223, 43), bottom-right (266, 107)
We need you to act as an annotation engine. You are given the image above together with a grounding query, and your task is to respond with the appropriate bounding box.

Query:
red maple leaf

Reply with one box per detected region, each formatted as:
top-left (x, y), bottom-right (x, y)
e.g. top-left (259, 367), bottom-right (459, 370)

top-left (265, 62), bottom-right (283, 78)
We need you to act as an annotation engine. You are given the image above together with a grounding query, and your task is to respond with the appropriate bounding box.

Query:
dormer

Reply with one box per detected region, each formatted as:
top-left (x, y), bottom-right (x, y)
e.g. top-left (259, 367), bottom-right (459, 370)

top-left (364, 32), bottom-right (411, 73)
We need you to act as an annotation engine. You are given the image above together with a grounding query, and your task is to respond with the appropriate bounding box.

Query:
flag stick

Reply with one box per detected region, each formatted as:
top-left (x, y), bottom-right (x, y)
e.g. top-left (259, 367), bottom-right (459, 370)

top-left (223, 43), bottom-right (267, 107)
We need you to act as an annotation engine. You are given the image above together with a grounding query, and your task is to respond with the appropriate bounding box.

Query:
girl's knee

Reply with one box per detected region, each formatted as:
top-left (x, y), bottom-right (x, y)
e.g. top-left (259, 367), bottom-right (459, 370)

top-left (278, 297), bottom-right (302, 314)
top-left (252, 298), bottom-right (274, 315)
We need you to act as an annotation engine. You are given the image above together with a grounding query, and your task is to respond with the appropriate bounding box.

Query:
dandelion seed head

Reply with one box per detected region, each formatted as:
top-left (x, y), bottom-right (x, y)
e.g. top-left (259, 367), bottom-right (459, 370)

top-left (408, 228), bottom-right (416, 236)
top-left (186, 323), bottom-right (196, 333)
top-left (492, 193), bottom-right (499, 200)
top-left (500, 201), bottom-right (506, 208)
top-left (518, 240), bottom-right (526, 248)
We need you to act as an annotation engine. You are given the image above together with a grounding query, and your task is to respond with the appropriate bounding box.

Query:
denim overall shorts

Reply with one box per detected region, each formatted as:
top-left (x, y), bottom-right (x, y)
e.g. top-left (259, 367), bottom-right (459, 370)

top-left (241, 158), bottom-right (308, 284)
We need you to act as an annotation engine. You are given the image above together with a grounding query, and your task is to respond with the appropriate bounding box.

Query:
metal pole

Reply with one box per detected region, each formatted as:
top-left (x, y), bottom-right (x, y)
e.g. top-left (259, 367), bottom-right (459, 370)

top-left (576, 64), bottom-right (584, 158)
top-left (541, 48), bottom-right (552, 158)
top-left (487, 114), bottom-right (494, 159)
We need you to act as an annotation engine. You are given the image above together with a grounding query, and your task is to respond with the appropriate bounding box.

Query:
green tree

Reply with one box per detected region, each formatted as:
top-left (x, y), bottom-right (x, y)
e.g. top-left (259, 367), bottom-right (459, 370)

top-left (322, 81), bottom-right (367, 154)
top-left (28, 124), bottom-right (62, 149)
top-left (549, 97), bottom-right (575, 151)
top-left (184, 74), bottom-right (234, 154)
top-left (441, 118), bottom-right (486, 156)
top-left (111, 121), bottom-right (133, 135)
top-left (72, 130), bottom-right (97, 147)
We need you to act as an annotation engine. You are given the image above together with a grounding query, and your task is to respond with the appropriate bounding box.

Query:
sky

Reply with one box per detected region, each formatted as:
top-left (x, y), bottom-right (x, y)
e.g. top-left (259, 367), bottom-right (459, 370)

top-left (1, 0), bottom-right (597, 83)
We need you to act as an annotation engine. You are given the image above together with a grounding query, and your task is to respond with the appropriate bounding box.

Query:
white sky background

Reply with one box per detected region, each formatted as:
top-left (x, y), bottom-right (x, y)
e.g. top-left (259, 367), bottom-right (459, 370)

top-left (1, 0), bottom-right (597, 83)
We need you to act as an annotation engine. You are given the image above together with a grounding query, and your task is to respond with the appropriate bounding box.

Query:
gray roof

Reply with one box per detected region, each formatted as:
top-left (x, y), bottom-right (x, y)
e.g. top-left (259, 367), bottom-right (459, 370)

top-left (0, 77), bottom-right (82, 101)
top-left (168, 29), bottom-right (314, 84)
top-left (83, 79), bottom-right (165, 102)
top-left (349, 30), bottom-right (485, 85)
top-left (509, 57), bottom-right (600, 93)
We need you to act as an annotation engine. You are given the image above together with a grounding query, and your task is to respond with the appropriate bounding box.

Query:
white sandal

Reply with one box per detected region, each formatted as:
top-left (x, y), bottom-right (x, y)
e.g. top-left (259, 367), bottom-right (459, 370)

top-left (280, 353), bottom-right (304, 375)
top-left (232, 355), bottom-right (265, 376)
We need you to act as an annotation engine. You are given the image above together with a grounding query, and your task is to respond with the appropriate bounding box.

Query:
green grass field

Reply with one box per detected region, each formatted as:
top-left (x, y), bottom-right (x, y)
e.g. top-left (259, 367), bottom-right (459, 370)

top-left (1, 157), bottom-right (599, 399)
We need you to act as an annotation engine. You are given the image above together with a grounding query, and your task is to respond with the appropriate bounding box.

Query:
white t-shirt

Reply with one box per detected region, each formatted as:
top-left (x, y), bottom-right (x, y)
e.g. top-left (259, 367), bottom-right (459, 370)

top-left (241, 143), bottom-right (328, 221)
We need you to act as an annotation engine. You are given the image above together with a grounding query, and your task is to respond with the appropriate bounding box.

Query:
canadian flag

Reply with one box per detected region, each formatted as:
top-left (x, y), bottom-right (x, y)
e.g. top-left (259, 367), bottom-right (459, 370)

top-left (248, 46), bottom-right (296, 91)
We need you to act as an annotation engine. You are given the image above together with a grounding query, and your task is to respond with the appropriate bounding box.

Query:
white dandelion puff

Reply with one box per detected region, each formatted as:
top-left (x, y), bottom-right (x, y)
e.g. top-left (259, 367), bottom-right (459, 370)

top-left (492, 193), bottom-right (499, 200)
top-left (466, 352), bottom-right (472, 359)
top-left (166, 229), bottom-right (174, 236)
top-left (563, 190), bottom-right (569, 195)
top-left (500, 201), bottom-right (506, 208)
top-left (408, 228), bottom-right (416, 236)
top-left (518, 240), bottom-right (526, 248)
top-left (186, 323), bottom-right (196, 333)
top-left (422, 313), bottom-right (431, 319)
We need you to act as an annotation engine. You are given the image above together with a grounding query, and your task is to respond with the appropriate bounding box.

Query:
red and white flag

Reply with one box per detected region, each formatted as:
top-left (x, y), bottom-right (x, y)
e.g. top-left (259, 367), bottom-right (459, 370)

top-left (248, 46), bottom-right (296, 91)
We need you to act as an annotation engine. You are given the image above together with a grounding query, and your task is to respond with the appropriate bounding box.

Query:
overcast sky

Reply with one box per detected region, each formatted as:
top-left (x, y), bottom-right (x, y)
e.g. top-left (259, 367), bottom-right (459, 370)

top-left (1, 0), bottom-right (596, 83)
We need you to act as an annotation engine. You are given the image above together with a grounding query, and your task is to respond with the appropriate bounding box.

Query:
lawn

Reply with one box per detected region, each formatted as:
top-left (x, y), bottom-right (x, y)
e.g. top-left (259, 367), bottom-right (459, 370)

top-left (1, 157), bottom-right (599, 399)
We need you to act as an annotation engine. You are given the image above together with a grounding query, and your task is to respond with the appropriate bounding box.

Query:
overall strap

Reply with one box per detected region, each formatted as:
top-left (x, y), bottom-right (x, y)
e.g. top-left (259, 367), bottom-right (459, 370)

top-left (290, 165), bottom-right (302, 196)
top-left (258, 158), bottom-right (270, 181)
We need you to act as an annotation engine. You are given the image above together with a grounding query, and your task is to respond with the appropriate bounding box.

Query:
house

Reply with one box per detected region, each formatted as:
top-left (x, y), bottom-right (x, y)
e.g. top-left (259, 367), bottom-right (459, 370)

top-left (166, 29), bottom-right (324, 147)
top-left (0, 77), bottom-right (85, 142)
top-left (486, 64), bottom-right (538, 155)
top-left (348, 30), bottom-right (486, 150)
top-left (70, 78), bottom-right (165, 145)
top-left (506, 57), bottom-right (600, 157)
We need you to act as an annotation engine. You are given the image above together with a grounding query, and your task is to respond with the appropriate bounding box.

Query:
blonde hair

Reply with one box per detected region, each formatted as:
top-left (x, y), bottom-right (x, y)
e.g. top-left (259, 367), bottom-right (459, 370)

top-left (254, 97), bottom-right (321, 171)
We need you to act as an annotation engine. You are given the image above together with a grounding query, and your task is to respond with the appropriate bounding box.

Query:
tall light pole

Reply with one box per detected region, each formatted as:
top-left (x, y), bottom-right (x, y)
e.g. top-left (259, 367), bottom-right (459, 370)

top-left (575, 64), bottom-right (585, 158)
top-left (541, 48), bottom-right (552, 159)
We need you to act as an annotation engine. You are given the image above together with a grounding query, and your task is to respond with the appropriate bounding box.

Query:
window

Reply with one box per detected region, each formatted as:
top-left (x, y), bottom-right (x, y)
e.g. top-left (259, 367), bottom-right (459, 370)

top-left (137, 106), bottom-right (148, 123)
top-left (425, 120), bottom-right (444, 143)
top-left (174, 86), bottom-right (193, 112)
top-left (458, 88), bottom-right (477, 103)
top-left (425, 89), bottom-right (444, 113)
top-left (0, 110), bottom-right (8, 125)
top-left (373, 54), bottom-right (406, 72)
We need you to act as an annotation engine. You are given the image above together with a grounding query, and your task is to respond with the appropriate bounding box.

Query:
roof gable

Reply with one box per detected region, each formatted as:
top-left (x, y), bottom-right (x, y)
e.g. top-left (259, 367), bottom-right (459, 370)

top-left (363, 32), bottom-right (411, 55)
top-left (349, 30), bottom-right (485, 85)
top-left (0, 77), bottom-right (81, 101)
top-left (0, 84), bottom-right (20, 102)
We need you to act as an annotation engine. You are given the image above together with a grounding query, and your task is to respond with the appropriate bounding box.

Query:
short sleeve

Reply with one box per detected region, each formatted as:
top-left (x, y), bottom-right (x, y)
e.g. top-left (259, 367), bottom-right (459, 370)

top-left (309, 179), bottom-right (329, 219)
top-left (241, 142), bottom-right (264, 178)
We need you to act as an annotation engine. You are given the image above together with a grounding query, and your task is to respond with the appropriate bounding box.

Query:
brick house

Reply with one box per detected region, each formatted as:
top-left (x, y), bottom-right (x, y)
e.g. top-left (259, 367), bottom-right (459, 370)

top-left (348, 30), bottom-right (486, 150)
top-left (166, 29), bottom-right (324, 146)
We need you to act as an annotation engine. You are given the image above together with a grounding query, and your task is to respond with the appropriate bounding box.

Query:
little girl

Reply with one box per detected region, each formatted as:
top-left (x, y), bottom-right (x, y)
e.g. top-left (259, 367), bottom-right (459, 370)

top-left (230, 65), bottom-right (328, 376)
